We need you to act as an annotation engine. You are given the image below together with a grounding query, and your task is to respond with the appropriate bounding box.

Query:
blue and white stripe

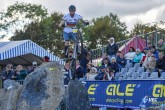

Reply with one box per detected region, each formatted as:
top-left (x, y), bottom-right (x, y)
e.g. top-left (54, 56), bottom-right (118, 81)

top-left (0, 40), bottom-right (64, 65)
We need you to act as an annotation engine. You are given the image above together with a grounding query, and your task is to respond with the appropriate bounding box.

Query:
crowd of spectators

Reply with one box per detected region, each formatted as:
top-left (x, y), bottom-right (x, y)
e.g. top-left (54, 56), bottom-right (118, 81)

top-left (1, 38), bottom-right (165, 83)
top-left (0, 56), bottom-right (50, 84)
top-left (64, 37), bottom-right (165, 81)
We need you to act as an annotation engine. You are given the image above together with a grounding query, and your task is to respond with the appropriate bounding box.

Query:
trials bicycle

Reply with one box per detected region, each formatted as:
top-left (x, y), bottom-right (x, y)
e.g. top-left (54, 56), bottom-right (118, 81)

top-left (64, 23), bottom-right (88, 80)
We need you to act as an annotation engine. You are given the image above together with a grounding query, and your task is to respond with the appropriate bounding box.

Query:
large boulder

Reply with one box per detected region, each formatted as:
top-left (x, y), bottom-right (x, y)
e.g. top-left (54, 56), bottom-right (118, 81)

top-left (17, 62), bottom-right (65, 110)
top-left (0, 79), bottom-right (22, 110)
top-left (66, 80), bottom-right (91, 110)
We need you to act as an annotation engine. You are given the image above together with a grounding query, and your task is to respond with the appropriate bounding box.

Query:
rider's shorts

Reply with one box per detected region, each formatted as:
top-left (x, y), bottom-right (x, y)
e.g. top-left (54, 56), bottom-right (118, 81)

top-left (63, 32), bottom-right (77, 42)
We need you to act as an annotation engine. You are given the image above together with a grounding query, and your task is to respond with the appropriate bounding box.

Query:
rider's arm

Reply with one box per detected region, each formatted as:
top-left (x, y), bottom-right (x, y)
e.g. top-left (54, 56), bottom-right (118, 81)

top-left (59, 20), bottom-right (65, 27)
top-left (80, 19), bottom-right (89, 26)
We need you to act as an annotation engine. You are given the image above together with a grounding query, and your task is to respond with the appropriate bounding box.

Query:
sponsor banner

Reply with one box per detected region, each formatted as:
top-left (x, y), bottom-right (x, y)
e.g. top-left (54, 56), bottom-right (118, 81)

top-left (85, 80), bottom-right (165, 108)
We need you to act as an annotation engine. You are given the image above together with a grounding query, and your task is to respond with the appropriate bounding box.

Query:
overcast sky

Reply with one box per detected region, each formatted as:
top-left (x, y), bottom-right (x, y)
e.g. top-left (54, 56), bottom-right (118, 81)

top-left (1, 0), bottom-right (165, 34)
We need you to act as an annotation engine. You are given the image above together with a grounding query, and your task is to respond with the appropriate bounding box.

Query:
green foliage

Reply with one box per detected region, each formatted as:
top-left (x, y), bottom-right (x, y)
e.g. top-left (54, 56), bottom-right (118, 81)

top-left (83, 13), bottom-right (128, 49)
top-left (0, 2), bottom-right (48, 38)
top-left (10, 12), bottom-right (63, 57)
top-left (1, 2), bottom-right (130, 57)
top-left (131, 23), bottom-right (154, 36)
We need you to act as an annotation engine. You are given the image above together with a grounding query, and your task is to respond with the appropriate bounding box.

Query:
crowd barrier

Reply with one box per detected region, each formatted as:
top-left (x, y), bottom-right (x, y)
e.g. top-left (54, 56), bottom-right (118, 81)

top-left (1, 79), bottom-right (165, 109)
top-left (85, 80), bottom-right (165, 109)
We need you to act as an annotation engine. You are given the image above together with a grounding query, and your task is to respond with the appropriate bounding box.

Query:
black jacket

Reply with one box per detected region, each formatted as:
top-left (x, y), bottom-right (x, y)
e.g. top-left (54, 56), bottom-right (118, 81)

top-left (76, 66), bottom-right (84, 79)
top-left (1, 70), bottom-right (14, 81)
top-left (106, 43), bottom-right (118, 56)
top-left (156, 56), bottom-right (165, 70)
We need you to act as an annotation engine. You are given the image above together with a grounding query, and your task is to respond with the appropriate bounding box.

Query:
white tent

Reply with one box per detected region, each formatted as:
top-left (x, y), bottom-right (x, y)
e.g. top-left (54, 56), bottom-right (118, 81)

top-left (0, 40), bottom-right (64, 66)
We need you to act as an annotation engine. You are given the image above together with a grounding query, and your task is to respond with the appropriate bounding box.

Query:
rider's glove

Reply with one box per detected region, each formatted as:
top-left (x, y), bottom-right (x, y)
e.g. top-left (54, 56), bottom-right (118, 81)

top-left (84, 22), bottom-right (89, 26)
top-left (61, 23), bottom-right (65, 27)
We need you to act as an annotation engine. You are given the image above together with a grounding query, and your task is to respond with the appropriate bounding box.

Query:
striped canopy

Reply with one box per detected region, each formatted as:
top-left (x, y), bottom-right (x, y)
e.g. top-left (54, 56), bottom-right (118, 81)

top-left (0, 40), bottom-right (64, 66)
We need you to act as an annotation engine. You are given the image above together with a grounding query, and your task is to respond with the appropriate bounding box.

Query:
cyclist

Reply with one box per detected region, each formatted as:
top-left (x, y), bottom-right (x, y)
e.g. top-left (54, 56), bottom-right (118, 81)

top-left (59, 5), bottom-right (89, 58)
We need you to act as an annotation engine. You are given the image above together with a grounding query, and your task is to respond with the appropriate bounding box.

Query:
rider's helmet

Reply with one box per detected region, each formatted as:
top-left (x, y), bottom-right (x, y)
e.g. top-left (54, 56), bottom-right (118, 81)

top-left (69, 5), bottom-right (76, 12)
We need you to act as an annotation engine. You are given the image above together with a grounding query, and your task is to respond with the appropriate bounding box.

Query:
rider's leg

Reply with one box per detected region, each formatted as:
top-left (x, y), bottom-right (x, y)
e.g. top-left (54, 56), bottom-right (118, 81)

top-left (71, 33), bottom-right (79, 57)
top-left (63, 32), bottom-right (70, 58)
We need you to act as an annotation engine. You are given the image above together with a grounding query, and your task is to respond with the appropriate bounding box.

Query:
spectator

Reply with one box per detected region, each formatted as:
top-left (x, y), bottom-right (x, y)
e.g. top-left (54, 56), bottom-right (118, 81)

top-left (110, 57), bottom-right (119, 73)
top-left (28, 61), bottom-right (38, 74)
top-left (43, 56), bottom-right (50, 62)
top-left (156, 52), bottom-right (165, 76)
top-left (146, 55), bottom-right (156, 73)
top-left (102, 53), bottom-right (108, 59)
top-left (75, 60), bottom-right (84, 79)
top-left (79, 47), bottom-right (91, 74)
top-left (124, 47), bottom-right (136, 63)
top-left (132, 48), bottom-right (143, 64)
top-left (86, 63), bottom-right (94, 73)
top-left (1, 64), bottom-right (14, 82)
top-left (103, 67), bottom-right (114, 80)
top-left (68, 50), bottom-right (73, 58)
top-left (151, 45), bottom-right (159, 59)
top-left (116, 51), bottom-right (121, 59)
top-left (143, 51), bottom-right (152, 68)
top-left (13, 65), bottom-right (28, 80)
top-left (157, 39), bottom-right (165, 55)
top-left (140, 48), bottom-right (149, 65)
top-left (97, 53), bottom-right (108, 67)
top-left (86, 67), bottom-right (98, 80)
top-left (101, 57), bottom-right (110, 68)
top-left (79, 63), bottom-right (94, 81)
top-left (142, 48), bottom-right (149, 55)
top-left (95, 66), bottom-right (106, 80)
top-left (64, 59), bottom-right (71, 72)
top-left (106, 37), bottom-right (118, 60)
top-left (147, 42), bottom-right (152, 50)
top-left (117, 53), bottom-right (127, 69)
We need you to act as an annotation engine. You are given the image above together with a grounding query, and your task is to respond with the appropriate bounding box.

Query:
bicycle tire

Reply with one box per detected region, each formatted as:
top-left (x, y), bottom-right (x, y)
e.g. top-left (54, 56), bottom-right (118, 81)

top-left (76, 30), bottom-right (83, 58)
top-left (68, 58), bottom-right (76, 80)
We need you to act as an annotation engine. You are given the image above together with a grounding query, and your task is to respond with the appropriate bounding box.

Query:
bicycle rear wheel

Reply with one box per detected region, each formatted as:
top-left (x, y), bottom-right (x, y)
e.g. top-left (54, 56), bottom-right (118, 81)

top-left (76, 31), bottom-right (83, 58)
top-left (68, 58), bottom-right (76, 80)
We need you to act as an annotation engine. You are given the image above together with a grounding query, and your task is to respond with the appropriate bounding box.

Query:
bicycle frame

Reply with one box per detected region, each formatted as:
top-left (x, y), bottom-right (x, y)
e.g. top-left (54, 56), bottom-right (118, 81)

top-left (69, 26), bottom-right (84, 80)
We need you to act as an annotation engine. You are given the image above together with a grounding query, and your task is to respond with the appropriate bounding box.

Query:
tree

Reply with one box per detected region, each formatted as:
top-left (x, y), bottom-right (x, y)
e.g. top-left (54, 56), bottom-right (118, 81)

top-left (130, 23), bottom-right (157, 36)
top-left (130, 22), bottom-right (165, 47)
top-left (11, 12), bottom-right (64, 57)
top-left (0, 2), bottom-right (48, 38)
top-left (83, 13), bottom-right (128, 49)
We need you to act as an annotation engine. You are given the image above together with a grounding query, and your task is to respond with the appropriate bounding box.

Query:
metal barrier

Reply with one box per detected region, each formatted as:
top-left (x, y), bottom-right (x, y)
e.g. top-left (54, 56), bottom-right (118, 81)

top-left (91, 28), bottom-right (165, 63)
top-left (91, 38), bottom-right (132, 66)
top-left (91, 38), bottom-right (132, 60)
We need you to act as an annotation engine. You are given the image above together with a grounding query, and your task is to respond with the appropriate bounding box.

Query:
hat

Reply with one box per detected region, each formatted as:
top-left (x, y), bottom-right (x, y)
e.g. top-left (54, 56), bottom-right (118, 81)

top-left (100, 65), bottom-right (106, 69)
top-left (32, 61), bottom-right (37, 65)
top-left (44, 56), bottom-right (50, 60)
top-left (109, 37), bottom-right (114, 40)
top-left (111, 57), bottom-right (116, 60)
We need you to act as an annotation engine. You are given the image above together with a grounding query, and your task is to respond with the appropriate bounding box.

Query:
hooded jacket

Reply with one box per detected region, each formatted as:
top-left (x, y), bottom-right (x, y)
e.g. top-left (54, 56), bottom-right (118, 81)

top-left (106, 38), bottom-right (118, 56)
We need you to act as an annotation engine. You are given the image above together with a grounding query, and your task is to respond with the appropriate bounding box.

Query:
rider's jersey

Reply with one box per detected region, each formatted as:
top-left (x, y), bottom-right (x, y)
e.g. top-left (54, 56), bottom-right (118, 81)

top-left (62, 13), bottom-right (82, 33)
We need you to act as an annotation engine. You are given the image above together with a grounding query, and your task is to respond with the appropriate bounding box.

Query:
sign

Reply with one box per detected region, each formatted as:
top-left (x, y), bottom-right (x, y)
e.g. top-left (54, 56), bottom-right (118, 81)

top-left (85, 80), bottom-right (165, 108)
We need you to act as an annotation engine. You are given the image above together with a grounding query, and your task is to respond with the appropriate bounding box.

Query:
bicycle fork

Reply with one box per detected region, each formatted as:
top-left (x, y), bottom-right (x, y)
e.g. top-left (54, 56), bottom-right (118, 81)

top-left (72, 42), bottom-right (77, 80)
